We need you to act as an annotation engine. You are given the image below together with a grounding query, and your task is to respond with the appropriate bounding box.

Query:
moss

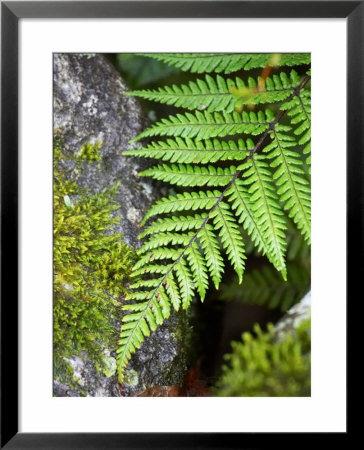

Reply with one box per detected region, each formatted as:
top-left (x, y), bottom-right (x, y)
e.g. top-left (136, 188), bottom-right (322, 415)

top-left (214, 318), bottom-right (311, 397)
top-left (77, 141), bottom-right (102, 162)
top-left (53, 139), bottom-right (136, 386)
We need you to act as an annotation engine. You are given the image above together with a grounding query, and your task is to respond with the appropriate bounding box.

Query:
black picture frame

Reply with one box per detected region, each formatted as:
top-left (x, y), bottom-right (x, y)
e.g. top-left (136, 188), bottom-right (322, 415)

top-left (1, 1), bottom-right (357, 448)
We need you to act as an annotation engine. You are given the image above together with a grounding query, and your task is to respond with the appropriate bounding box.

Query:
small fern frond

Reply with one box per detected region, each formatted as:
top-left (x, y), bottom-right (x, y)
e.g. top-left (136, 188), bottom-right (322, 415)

top-left (265, 127), bottom-right (311, 243)
top-left (130, 109), bottom-right (274, 142)
top-left (226, 179), bottom-right (269, 256)
top-left (198, 223), bottom-right (225, 290)
top-left (131, 263), bottom-right (173, 277)
top-left (173, 258), bottom-right (195, 309)
top-left (158, 286), bottom-right (172, 318)
top-left (241, 155), bottom-right (287, 278)
top-left (281, 89), bottom-right (311, 143)
top-left (211, 203), bottom-right (246, 283)
top-left (141, 53), bottom-right (310, 74)
top-left (139, 214), bottom-right (207, 238)
top-left (140, 164), bottom-right (237, 187)
top-left (185, 241), bottom-right (209, 301)
top-left (221, 263), bottom-right (310, 312)
top-left (303, 143), bottom-right (311, 171)
top-left (123, 137), bottom-right (249, 164)
top-left (133, 248), bottom-right (180, 271)
top-left (231, 70), bottom-right (302, 108)
top-left (280, 87), bottom-right (311, 170)
top-left (141, 190), bottom-right (222, 225)
top-left (127, 71), bottom-right (301, 113)
top-left (129, 279), bottom-right (161, 289)
top-left (164, 273), bottom-right (182, 311)
top-left (137, 232), bottom-right (195, 253)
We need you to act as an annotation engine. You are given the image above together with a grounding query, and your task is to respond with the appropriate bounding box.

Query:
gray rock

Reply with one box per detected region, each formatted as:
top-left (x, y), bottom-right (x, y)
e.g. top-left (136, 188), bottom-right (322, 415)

top-left (121, 310), bottom-right (192, 396)
top-left (274, 290), bottom-right (311, 341)
top-left (53, 53), bottom-right (190, 397)
top-left (54, 53), bottom-right (157, 246)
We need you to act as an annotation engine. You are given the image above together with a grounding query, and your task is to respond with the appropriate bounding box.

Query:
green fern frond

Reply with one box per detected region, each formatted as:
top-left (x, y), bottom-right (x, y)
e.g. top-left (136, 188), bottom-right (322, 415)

top-left (226, 179), bottom-right (268, 256)
top-left (198, 223), bottom-right (225, 290)
top-left (164, 272), bottom-right (182, 311)
top-left (123, 137), bottom-right (249, 164)
top-left (173, 258), bottom-right (195, 309)
top-left (141, 53), bottom-right (310, 74)
top-left (185, 241), bottom-right (209, 301)
top-left (140, 164), bottom-right (237, 187)
top-left (117, 285), bottom-right (166, 376)
top-left (141, 190), bottom-right (222, 225)
top-left (281, 89), bottom-right (311, 144)
top-left (280, 88), bottom-right (311, 169)
top-left (220, 224), bottom-right (310, 312)
top-left (241, 155), bottom-right (287, 278)
top-left (137, 232), bottom-right (195, 253)
top-left (303, 143), bottom-right (311, 171)
top-left (221, 263), bottom-right (310, 312)
top-left (139, 214), bottom-right (208, 238)
top-left (131, 263), bottom-right (173, 277)
top-left (157, 286), bottom-right (172, 318)
top-left (127, 71), bottom-right (301, 113)
top-left (265, 127), bottom-right (311, 243)
top-left (211, 203), bottom-right (246, 283)
top-left (133, 248), bottom-right (181, 271)
top-left (129, 278), bottom-right (161, 289)
top-left (117, 53), bottom-right (311, 383)
top-left (130, 109), bottom-right (274, 142)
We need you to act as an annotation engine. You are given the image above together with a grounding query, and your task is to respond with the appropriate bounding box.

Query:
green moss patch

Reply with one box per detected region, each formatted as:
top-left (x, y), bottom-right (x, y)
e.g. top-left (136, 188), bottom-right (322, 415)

top-left (214, 318), bottom-right (311, 397)
top-left (53, 141), bottom-right (136, 386)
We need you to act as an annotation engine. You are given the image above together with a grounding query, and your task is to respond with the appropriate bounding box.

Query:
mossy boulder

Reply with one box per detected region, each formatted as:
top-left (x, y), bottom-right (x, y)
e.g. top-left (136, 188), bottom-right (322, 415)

top-left (53, 53), bottom-right (191, 397)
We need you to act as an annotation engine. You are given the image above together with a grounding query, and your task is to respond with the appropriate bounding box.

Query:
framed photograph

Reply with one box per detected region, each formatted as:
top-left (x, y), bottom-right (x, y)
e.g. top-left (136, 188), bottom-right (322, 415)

top-left (1, 1), bottom-right (356, 448)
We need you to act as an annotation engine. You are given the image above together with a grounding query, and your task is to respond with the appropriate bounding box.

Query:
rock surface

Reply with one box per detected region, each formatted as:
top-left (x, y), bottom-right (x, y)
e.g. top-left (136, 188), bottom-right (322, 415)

top-left (274, 290), bottom-right (311, 341)
top-left (53, 53), bottom-right (190, 397)
top-left (54, 53), bottom-right (154, 246)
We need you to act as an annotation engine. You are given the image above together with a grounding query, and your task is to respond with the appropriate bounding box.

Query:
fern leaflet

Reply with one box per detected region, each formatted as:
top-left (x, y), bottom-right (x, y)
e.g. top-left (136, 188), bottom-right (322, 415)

top-left (124, 137), bottom-right (250, 164)
top-left (141, 53), bottom-right (310, 73)
top-left (127, 70), bottom-right (302, 113)
top-left (130, 109), bottom-right (274, 141)
top-left (241, 155), bottom-right (287, 277)
top-left (265, 127), bottom-right (311, 243)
